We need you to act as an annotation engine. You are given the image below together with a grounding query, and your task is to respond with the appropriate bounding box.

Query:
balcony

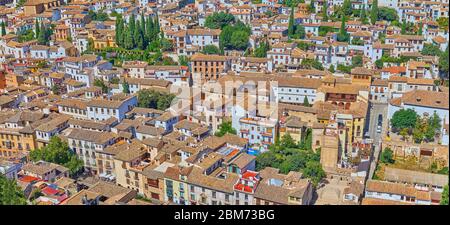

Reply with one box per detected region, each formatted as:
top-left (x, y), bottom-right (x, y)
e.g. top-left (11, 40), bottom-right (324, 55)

top-left (261, 132), bottom-right (273, 137)
top-left (240, 129), bottom-right (249, 134)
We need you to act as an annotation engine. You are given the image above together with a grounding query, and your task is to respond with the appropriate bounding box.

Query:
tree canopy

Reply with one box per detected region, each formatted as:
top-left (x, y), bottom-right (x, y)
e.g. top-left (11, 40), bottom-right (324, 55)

top-left (256, 131), bottom-right (325, 186)
top-left (0, 175), bottom-right (27, 205)
top-left (204, 12), bottom-right (235, 29)
top-left (391, 109), bottom-right (418, 131)
top-left (377, 7), bottom-right (398, 21)
top-left (380, 147), bottom-right (395, 164)
top-left (29, 136), bottom-right (84, 177)
top-left (441, 185), bottom-right (449, 205)
top-left (215, 121), bottom-right (237, 137)
top-left (253, 41), bottom-right (270, 58)
top-left (220, 21), bottom-right (251, 52)
top-left (370, 0), bottom-right (379, 25)
top-left (201, 45), bottom-right (221, 55)
top-left (137, 89), bottom-right (176, 110)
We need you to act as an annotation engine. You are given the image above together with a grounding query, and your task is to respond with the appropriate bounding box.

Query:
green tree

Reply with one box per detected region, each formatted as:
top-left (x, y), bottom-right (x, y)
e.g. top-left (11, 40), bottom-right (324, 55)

top-left (202, 45), bottom-right (221, 55)
top-left (115, 15), bottom-right (124, 47)
top-left (204, 12), bottom-right (235, 29)
top-left (391, 109), bottom-right (418, 131)
top-left (401, 19), bottom-right (407, 34)
top-left (322, 1), bottom-right (328, 21)
top-left (137, 89), bottom-right (175, 110)
top-left (439, 45), bottom-right (449, 74)
top-left (29, 136), bottom-right (83, 177)
top-left (37, 23), bottom-right (48, 45)
top-left (0, 21), bottom-right (6, 36)
top-left (437, 17), bottom-right (449, 31)
top-left (342, 0), bottom-right (352, 16)
top-left (421, 43), bottom-right (442, 56)
top-left (256, 151), bottom-right (279, 171)
top-left (281, 133), bottom-right (297, 148)
top-left (417, 22), bottom-right (423, 35)
top-left (16, 0), bottom-right (26, 8)
top-left (301, 58), bottom-right (324, 70)
top-left (303, 96), bottom-right (310, 107)
top-left (178, 55), bottom-right (189, 66)
top-left (308, 0), bottom-right (316, 13)
top-left (399, 128), bottom-right (409, 141)
top-left (337, 16), bottom-right (349, 42)
top-left (352, 55), bottom-right (363, 67)
top-left (146, 15), bottom-right (155, 43)
top-left (370, 0), bottom-right (379, 25)
top-left (160, 38), bottom-right (173, 52)
top-left (329, 64), bottom-right (335, 73)
top-left (303, 161), bottom-right (325, 186)
top-left (377, 7), bottom-right (398, 21)
top-left (65, 155), bottom-right (84, 177)
top-left (0, 174), bottom-right (27, 205)
top-left (94, 79), bottom-right (108, 93)
top-left (122, 80), bottom-right (130, 94)
top-left (215, 121), bottom-right (237, 137)
top-left (380, 147), bottom-right (395, 164)
top-left (288, 6), bottom-right (295, 38)
top-left (140, 13), bottom-right (146, 41)
top-left (412, 127), bottom-right (424, 144)
top-left (337, 64), bottom-right (352, 73)
top-left (294, 25), bottom-right (306, 39)
top-left (136, 20), bottom-right (146, 50)
top-left (154, 14), bottom-right (160, 37)
top-left (428, 112), bottom-right (442, 131)
top-left (253, 41), bottom-right (269, 58)
top-left (441, 185), bottom-right (449, 205)
top-left (230, 31), bottom-right (249, 50)
top-left (51, 85), bottom-right (60, 95)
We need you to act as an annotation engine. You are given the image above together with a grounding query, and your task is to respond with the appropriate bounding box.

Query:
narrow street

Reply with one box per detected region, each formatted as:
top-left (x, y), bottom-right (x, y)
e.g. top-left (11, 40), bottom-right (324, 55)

top-left (366, 101), bottom-right (388, 180)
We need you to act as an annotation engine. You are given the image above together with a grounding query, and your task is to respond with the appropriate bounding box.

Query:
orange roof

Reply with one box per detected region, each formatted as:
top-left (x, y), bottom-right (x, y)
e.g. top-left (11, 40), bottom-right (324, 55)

top-left (381, 66), bottom-right (406, 74)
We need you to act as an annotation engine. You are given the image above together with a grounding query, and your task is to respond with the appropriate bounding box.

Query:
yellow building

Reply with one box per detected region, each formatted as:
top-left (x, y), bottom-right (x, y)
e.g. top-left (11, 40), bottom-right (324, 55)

top-left (113, 139), bottom-right (165, 202)
top-left (279, 116), bottom-right (308, 143)
top-left (88, 30), bottom-right (117, 49)
top-left (0, 127), bottom-right (36, 158)
top-left (163, 166), bottom-right (192, 205)
top-left (351, 67), bottom-right (373, 88)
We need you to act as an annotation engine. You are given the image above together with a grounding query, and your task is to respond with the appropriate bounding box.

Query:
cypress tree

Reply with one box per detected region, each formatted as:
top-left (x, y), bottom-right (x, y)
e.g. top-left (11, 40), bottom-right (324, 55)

top-left (140, 13), bottom-right (146, 39)
top-left (136, 20), bottom-right (144, 50)
top-left (38, 23), bottom-right (47, 45)
top-left (338, 16), bottom-right (349, 42)
top-left (303, 96), bottom-right (310, 107)
top-left (360, 5), bottom-right (368, 24)
top-left (309, 0), bottom-right (315, 13)
top-left (1, 21), bottom-right (6, 36)
top-left (322, 1), bottom-right (328, 22)
top-left (146, 15), bottom-right (154, 42)
top-left (129, 14), bottom-right (136, 47)
top-left (35, 19), bottom-right (40, 38)
top-left (288, 6), bottom-right (295, 38)
top-left (154, 14), bottom-right (160, 36)
top-left (115, 15), bottom-right (123, 47)
top-left (418, 22), bottom-right (423, 35)
top-left (124, 26), bottom-right (134, 50)
top-left (370, 0), bottom-right (378, 25)
top-left (401, 19), bottom-right (406, 34)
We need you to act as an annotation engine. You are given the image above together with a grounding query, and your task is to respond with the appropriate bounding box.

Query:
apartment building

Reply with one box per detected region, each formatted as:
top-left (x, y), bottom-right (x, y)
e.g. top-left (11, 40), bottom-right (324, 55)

top-left (67, 128), bottom-right (116, 175)
top-left (190, 53), bottom-right (230, 85)
top-left (273, 77), bottom-right (322, 105)
top-left (86, 94), bottom-right (138, 122)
